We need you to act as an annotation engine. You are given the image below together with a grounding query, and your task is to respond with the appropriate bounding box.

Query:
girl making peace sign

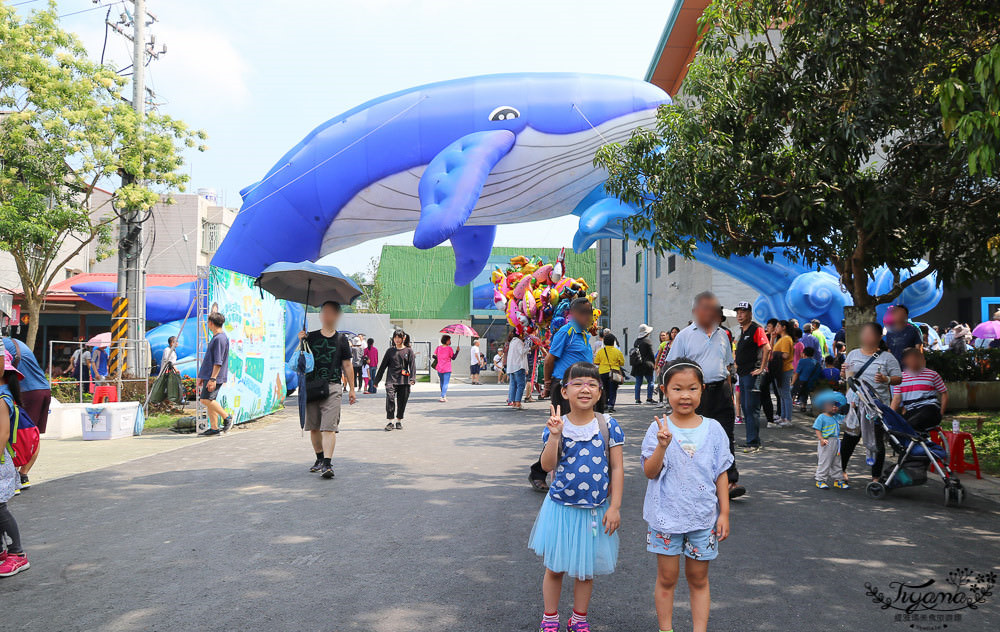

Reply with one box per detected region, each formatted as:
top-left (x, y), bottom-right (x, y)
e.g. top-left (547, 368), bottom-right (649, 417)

top-left (641, 358), bottom-right (733, 632)
top-left (528, 362), bottom-right (625, 632)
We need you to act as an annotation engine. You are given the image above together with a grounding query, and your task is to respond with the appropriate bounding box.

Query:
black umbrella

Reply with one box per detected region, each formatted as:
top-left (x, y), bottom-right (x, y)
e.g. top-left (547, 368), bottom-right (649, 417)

top-left (257, 261), bottom-right (363, 429)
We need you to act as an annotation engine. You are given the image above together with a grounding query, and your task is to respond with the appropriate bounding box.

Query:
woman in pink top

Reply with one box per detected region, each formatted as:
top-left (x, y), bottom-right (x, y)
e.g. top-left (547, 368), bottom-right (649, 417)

top-left (363, 338), bottom-right (379, 393)
top-left (792, 327), bottom-right (804, 371)
top-left (434, 335), bottom-right (460, 402)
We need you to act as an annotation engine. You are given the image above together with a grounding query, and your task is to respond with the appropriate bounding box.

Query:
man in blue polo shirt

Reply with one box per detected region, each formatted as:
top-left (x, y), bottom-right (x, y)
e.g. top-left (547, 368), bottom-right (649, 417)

top-left (529, 296), bottom-right (594, 491)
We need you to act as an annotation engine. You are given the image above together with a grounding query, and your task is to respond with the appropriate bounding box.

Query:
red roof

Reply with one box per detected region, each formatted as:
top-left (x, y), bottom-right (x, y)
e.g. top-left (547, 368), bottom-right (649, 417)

top-left (14, 273), bottom-right (195, 303)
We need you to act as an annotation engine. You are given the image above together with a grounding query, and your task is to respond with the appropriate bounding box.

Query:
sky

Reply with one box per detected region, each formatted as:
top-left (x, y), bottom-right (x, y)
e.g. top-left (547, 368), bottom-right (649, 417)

top-left (35, 0), bottom-right (676, 275)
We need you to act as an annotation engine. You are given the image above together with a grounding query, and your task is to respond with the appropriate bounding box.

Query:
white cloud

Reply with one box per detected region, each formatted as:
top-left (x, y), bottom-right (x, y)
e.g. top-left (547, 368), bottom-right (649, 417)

top-left (149, 25), bottom-right (250, 112)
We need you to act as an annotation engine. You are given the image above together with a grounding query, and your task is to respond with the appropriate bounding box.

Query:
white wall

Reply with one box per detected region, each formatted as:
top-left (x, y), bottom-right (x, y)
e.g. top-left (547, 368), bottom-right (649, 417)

top-left (601, 239), bottom-right (756, 346)
top-left (392, 318), bottom-right (477, 380)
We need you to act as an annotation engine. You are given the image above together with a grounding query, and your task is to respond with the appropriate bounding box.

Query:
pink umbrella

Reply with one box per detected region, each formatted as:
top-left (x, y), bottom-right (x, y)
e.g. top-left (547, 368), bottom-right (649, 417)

top-left (971, 320), bottom-right (1000, 340)
top-left (87, 332), bottom-right (112, 348)
top-left (440, 323), bottom-right (479, 337)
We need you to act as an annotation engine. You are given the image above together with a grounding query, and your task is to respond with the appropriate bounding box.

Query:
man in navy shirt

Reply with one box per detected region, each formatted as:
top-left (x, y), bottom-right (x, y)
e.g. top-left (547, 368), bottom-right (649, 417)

top-left (530, 296), bottom-right (594, 491)
top-left (198, 312), bottom-right (232, 436)
top-left (884, 304), bottom-right (923, 364)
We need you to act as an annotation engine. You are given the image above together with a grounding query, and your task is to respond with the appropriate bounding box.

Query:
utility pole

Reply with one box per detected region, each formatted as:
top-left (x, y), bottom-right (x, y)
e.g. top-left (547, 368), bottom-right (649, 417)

top-left (110, 0), bottom-right (164, 378)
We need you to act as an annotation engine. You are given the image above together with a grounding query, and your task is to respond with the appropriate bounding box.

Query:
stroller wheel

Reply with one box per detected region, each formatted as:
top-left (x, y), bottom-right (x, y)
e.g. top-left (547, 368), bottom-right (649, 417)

top-left (944, 482), bottom-right (965, 507)
top-left (866, 481), bottom-right (887, 500)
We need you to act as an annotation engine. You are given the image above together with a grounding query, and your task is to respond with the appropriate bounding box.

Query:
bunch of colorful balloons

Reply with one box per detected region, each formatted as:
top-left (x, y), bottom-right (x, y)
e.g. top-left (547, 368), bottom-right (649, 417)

top-left (491, 249), bottom-right (601, 345)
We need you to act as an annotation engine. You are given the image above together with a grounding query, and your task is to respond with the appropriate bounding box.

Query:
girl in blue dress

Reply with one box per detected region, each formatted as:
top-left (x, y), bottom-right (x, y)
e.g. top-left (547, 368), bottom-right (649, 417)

top-left (529, 362), bottom-right (625, 632)
top-left (642, 359), bottom-right (733, 632)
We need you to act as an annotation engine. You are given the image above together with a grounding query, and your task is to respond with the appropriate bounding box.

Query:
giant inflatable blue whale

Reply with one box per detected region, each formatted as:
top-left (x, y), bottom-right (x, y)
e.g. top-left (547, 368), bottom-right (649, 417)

top-left (212, 73), bottom-right (670, 285)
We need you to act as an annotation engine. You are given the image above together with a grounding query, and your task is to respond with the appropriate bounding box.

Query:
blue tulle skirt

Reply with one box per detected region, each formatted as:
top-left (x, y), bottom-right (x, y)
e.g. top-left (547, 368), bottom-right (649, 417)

top-left (528, 496), bottom-right (619, 580)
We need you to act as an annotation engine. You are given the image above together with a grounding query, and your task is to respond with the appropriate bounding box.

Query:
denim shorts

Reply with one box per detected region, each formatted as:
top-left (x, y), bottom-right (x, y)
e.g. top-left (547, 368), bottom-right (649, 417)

top-left (647, 527), bottom-right (719, 560)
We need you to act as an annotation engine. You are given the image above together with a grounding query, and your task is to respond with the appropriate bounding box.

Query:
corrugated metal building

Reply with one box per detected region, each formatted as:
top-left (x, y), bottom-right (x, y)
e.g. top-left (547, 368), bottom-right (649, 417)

top-left (376, 245), bottom-right (597, 320)
top-left (375, 245), bottom-right (597, 380)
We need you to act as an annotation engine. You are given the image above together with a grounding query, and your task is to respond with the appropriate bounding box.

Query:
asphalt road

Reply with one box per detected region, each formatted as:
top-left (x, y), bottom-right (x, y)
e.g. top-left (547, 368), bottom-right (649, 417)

top-left (6, 384), bottom-right (1000, 632)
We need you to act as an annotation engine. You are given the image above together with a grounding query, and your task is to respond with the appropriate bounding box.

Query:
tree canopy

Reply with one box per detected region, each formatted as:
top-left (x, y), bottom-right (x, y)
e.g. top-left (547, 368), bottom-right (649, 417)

top-left (0, 2), bottom-right (206, 348)
top-left (596, 0), bottom-right (1000, 316)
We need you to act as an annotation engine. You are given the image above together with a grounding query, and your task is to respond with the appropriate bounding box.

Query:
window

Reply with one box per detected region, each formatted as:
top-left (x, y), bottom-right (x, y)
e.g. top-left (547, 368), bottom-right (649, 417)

top-left (621, 239), bottom-right (628, 266)
top-left (668, 254), bottom-right (676, 274)
top-left (655, 253), bottom-right (662, 278)
top-left (635, 251), bottom-right (642, 283)
top-left (202, 222), bottom-right (226, 253)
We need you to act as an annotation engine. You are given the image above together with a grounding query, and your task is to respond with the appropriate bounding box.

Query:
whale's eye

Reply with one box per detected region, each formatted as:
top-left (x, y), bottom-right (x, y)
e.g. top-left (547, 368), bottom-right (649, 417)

top-left (489, 106), bottom-right (520, 122)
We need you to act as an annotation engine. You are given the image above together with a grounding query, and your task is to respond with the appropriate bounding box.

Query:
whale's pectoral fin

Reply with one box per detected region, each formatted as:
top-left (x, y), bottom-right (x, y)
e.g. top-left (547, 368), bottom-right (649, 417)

top-left (450, 225), bottom-right (497, 286)
top-left (572, 197), bottom-right (643, 252)
top-left (413, 130), bottom-right (516, 249)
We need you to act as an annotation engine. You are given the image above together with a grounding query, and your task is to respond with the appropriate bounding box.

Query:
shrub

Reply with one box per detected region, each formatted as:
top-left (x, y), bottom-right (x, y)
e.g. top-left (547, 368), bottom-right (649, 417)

top-left (925, 348), bottom-right (1000, 382)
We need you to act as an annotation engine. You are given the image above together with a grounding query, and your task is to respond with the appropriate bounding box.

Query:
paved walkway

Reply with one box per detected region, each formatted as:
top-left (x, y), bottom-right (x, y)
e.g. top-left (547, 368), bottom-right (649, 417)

top-left (6, 384), bottom-right (1000, 631)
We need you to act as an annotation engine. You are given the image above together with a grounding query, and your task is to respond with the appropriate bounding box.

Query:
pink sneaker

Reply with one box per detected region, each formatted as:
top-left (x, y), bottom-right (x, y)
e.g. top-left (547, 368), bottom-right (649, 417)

top-left (0, 553), bottom-right (29, 577)
top-left (568, 621), bottom-right (591, 632)
top-left (539, 620), bottom-right (560, 632)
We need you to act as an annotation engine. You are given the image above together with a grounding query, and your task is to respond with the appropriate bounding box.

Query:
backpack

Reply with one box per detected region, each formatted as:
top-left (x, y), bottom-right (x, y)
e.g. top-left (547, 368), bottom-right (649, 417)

top-left (629, 340), bottom-right (643, 368)
top-left (1, 393), bottom-right (40, 468)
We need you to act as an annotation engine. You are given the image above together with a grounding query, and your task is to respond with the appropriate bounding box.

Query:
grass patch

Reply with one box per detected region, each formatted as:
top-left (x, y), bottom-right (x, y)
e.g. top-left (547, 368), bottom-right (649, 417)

top-left (144, 411), bottom-right (186, 430)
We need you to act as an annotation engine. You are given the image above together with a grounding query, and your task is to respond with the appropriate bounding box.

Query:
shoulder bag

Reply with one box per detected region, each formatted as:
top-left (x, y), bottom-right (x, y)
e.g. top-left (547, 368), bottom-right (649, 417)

top-left (603, 348), bottom-right (624, 384)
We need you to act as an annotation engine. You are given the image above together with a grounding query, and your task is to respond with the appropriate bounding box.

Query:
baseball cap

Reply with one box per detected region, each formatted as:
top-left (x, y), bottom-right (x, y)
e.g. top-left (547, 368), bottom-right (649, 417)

top-left (3, 350), bottom-right (24, 380)
top-left (734, 301), bottom-right (752, 311)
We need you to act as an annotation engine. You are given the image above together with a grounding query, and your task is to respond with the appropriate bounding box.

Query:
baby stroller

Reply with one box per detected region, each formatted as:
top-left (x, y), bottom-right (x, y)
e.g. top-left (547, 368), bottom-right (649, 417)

top-left (847, 377), bottom-right (964, 506)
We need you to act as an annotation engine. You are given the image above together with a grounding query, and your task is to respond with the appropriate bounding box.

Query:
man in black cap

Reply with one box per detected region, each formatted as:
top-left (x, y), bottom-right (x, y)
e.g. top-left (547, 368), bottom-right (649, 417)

top-left (734, 301), bottom-right (771, 452)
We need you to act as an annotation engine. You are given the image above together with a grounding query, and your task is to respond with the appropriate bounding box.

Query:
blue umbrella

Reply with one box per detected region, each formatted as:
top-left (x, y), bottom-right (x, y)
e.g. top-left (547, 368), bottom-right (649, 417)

top-left (257, 261), bottom-right (363, 429)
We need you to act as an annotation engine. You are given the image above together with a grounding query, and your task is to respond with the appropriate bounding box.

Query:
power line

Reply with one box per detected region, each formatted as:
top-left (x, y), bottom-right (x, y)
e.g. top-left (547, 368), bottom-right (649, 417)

top-left (59, 1), bottom-right (123, 19)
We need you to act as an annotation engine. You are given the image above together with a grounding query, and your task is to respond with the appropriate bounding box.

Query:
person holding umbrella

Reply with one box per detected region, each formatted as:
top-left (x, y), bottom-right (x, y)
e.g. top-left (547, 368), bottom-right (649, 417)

top-left (434, 335), bottom-right (460, 402)
top-left (298, 301), bottom-right (355, 478)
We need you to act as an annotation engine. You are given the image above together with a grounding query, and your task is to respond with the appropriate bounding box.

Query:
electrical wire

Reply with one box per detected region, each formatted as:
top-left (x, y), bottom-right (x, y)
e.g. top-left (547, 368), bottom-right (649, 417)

top-left (99, 5), bottom-right (112, 65)
top-left (58, 1), bottom-right (122, 19)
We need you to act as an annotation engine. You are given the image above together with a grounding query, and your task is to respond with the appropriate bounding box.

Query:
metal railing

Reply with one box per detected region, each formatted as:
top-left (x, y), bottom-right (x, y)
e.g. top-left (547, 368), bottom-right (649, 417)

top-left (48, 338), bottom-right (152, 404)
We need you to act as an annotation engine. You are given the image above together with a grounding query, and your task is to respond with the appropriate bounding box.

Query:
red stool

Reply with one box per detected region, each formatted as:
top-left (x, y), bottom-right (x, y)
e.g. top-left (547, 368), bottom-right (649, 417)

top-left (943, 431), bottom-right (982, 479)
top-left (92, 385), bottom-right (118, 404)
top-left (928, 428), bottom-right (949, 461)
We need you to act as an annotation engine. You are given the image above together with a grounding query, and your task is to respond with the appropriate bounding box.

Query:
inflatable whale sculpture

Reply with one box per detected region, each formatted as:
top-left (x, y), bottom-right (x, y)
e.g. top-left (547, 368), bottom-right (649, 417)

top-left (207, 71), bottom-right (939, 332)
top-left (572, 203), bottom-right (942, 327)
top-left (211, 73), bottom-right (670, 285)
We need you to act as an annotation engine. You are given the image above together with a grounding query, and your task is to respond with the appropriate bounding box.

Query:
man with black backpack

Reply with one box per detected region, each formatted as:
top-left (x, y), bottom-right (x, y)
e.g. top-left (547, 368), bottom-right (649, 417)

top-left (299, 301), bottom-right (356, 479)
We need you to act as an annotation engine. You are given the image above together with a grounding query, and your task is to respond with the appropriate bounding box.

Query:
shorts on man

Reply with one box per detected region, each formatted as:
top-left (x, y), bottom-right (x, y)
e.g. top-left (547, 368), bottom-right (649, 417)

top-left (199, 385), bottom-right (220, 401)
top-left (305, 383), bottom-right (343, 432)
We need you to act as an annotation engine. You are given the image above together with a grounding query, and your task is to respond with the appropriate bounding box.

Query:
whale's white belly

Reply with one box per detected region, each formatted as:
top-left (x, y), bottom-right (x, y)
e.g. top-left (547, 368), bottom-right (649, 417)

top-left (320, 110), bottom-right (655, 256)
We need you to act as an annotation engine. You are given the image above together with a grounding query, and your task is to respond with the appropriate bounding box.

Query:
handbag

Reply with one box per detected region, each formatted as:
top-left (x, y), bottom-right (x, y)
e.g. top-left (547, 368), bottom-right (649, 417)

top-left (286, 340), bottom-right (315, 374)
top-left (603, 348), bottom-right (625, 384)
top-left (305, 378), bottom-right (330, 401)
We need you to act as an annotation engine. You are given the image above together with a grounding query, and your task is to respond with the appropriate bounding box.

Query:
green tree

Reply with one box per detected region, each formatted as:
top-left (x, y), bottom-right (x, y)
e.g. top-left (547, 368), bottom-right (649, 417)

top-left (938, 42), bottom-right (1000, 177)
top-left (349, 256), bottom-right (385, 314)
top-left (0, 3), bottom-right (205, 349)
top-left (597, 0), bottom-right (1000, 335)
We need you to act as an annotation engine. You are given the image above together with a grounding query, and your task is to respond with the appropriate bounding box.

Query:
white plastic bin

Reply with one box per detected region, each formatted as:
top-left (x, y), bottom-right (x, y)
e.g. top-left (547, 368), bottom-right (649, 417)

top-left (81, 402), bottom-right (139, 440)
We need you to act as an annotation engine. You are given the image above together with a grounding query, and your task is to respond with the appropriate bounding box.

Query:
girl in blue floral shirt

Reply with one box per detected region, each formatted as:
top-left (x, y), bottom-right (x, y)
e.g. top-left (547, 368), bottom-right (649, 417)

top-left (528, 362), bottom-right (625, 632)
top-left (642, 359), bottom-right (733, 632)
